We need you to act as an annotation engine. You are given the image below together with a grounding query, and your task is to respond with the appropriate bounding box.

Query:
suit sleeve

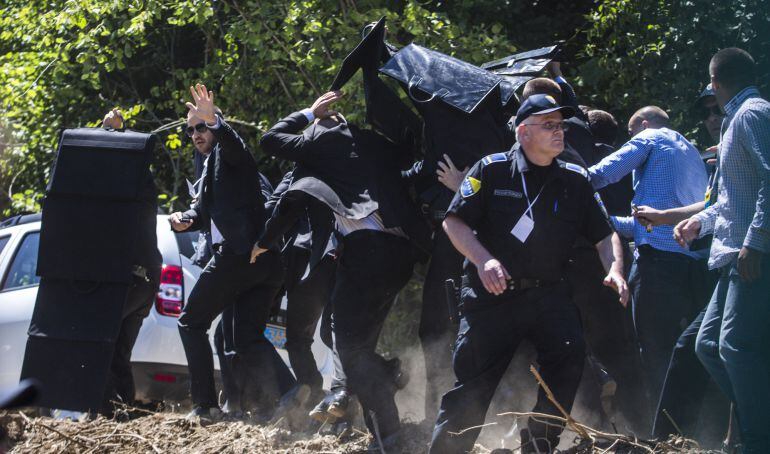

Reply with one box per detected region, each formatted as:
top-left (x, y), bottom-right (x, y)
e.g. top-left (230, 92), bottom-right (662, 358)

top-left (266, 171), bottom-right (293, 214)
top-left (208, 119), bottom-right (258, 167)
top-left (181, 204), bottom-right (203, 232)
top-left (259, 112), bottom-right (313, 164)
top-left (257, 189), bottom-right (312, 250)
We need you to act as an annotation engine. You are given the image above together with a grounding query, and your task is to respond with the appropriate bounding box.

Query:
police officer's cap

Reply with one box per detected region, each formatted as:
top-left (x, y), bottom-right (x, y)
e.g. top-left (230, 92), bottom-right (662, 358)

top-left (695, 83), bottom-right (715, 107)
top-left (514, 94), bottom-right (575, 126)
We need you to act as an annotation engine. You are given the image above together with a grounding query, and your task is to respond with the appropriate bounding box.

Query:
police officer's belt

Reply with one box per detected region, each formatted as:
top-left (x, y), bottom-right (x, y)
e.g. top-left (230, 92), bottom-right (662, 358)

top-left (507, 278), bottom-right (560, 291)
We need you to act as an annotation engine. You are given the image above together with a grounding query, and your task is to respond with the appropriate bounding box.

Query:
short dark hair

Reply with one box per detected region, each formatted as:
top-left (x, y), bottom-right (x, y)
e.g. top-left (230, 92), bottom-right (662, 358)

top-left (522, 78), bottom-right (562, 103)
top-left (710, 48), bottom-right (756, 92)
top-left (587, 109), bottom-right (619, 145)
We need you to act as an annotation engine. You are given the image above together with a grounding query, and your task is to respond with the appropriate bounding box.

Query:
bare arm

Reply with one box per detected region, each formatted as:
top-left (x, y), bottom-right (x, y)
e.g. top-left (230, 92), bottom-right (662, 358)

top-left (595, 232), bottom-right (629, 306)
top-left (634, 201), bottom-right (706, 227)
top-left (443, 214), bottom-right (510, 295)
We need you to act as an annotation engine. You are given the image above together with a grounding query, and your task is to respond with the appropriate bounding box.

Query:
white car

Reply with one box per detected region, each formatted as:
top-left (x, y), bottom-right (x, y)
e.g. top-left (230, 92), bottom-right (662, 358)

top-left (0, 214), bottom-right (334, 403)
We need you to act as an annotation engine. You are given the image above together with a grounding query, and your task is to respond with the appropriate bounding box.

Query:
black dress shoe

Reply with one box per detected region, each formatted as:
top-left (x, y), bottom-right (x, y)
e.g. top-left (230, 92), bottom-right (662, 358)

top-left (326, 388), bottom-right (351, 419)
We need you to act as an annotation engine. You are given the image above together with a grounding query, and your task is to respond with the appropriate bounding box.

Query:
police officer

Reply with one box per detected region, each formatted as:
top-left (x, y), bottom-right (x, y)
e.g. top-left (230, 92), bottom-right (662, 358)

top-left (429, 94), bottom-right (629, 454)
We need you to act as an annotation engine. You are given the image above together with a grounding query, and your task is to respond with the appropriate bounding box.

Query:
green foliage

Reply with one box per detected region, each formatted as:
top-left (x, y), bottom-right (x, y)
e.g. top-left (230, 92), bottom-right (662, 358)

top-left (579, 0), bottom-right (770, 146)
top-left (0, 0), bottom-right (517, 216)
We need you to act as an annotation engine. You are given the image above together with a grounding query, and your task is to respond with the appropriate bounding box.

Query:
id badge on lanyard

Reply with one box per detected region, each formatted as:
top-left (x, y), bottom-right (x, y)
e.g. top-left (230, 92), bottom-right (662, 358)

top-left (510, 164), bottom-right (544, 243)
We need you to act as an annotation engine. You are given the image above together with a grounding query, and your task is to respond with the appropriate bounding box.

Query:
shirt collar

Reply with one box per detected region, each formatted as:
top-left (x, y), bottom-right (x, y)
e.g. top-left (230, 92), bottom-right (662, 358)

top-left (512, 143), bottom-right (561, 180)
top-left (724, 86), bottom-right (760, 117)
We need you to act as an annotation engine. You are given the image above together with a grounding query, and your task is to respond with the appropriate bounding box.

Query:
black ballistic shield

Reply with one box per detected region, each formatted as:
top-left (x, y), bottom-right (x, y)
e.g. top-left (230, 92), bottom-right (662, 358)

top-left (21, 127), bottom-right (156, 412)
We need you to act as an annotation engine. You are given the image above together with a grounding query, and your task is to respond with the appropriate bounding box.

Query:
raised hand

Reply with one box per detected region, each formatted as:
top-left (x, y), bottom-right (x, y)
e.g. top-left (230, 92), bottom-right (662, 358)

top-left (185, 83), bottom-right (217, 124)
top-left (310, 91), bottom-right (344, 119)
top-left (437, 154), bottom-right (470, 192)
top-left (102, 108), bottom-right (124, 130)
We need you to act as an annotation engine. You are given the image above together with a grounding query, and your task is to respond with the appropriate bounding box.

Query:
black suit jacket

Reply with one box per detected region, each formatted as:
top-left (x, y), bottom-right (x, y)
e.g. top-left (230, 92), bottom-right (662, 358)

top-left (264, 170), bottom-right (335, 255)
top-left (260, 112), bottom-right (431, 262)
top-left (183, 119), bottom-right (267, 255)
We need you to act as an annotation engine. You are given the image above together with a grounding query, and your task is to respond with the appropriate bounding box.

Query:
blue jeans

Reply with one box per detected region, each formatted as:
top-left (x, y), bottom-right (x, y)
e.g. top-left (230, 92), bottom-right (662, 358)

top-left (695, 255), bottom-right (770, 454)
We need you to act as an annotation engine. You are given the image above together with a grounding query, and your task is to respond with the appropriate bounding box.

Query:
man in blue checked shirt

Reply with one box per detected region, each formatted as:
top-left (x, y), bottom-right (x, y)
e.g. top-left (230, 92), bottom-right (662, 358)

top-left (676, 48), bottom-right (770, 454)
top-left (587, 105), bottom-right (712, 430)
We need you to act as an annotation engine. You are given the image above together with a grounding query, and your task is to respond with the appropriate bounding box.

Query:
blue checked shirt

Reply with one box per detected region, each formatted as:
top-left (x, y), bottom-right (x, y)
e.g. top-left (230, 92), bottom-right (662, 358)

top-left (694, 87), bottom-right (770, 269)
top-left (589, 127), bottom-right (709, 258)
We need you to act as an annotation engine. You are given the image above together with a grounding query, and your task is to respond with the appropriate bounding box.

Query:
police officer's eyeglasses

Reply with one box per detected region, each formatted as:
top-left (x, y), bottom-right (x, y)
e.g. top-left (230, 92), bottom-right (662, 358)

top-left (524, 121), bottom-right (570, 132)
top-left (185, 123), bottom-right (207, 137)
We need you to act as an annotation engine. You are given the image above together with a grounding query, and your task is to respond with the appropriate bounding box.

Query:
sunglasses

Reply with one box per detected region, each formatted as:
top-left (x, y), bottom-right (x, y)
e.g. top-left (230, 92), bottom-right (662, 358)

top-left (185, 122), bottom-right (208, 137)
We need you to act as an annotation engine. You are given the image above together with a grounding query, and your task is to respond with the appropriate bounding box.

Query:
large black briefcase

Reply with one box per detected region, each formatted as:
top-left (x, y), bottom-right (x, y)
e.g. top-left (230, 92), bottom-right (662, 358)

top-left (380, 43), bottom-right (504, 115)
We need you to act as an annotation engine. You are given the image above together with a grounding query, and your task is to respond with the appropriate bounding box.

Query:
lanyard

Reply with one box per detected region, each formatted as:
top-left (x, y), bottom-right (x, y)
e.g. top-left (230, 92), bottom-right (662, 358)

top-left (518, 165), bottom-right (545, 219)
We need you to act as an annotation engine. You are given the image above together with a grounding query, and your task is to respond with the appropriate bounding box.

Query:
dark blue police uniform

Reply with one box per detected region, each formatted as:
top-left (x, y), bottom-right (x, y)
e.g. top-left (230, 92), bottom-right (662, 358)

top-left (429, 144), bottom-right (613, 453)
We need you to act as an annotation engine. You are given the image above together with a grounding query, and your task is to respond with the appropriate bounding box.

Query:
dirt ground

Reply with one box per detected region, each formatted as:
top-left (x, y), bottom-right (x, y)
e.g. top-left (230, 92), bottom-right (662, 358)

top-left (0, 409), bottom-right (718, 454)
top-left (0, 411), bottom-right (434, 454)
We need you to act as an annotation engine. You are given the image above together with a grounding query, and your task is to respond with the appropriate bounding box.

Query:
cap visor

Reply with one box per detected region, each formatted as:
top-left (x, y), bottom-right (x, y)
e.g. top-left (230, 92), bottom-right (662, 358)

top-left (532, 105), bottom-right (575, 119)
top-left (329, 17), bottom-right (386, 91)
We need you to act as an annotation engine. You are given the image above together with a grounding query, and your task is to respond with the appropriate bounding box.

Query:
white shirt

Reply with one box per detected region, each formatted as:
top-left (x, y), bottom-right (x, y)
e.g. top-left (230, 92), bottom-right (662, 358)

top-left (201, 156), bottom-right (225, 245)
top-left (334, 210), bottom-right (407, 239)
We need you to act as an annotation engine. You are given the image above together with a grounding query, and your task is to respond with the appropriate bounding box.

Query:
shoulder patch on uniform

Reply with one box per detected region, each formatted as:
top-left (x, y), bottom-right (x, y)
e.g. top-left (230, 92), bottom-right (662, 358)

top-left (460, 176), bottom-right (481, 198)
top-left (481, 152), bottom-right (508, 166)
top-left (561, 162), bottom-right (590, 180)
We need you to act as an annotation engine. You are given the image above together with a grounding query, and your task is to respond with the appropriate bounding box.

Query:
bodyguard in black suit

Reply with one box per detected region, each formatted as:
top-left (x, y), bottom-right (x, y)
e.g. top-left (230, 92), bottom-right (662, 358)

top-left (264, 171), bottom-right (338, 410)
top-left (169, 84), bottom-right (290, 419)
top-left (257, 91), bottom-right (431, 450)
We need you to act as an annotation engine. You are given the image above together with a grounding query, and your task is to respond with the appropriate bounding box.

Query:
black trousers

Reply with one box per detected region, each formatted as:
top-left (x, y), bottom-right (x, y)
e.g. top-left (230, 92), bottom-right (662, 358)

top-left (102, 270), bottom-right (160, 410)
top-left (213, 307), bottom-right (239, 409)
top-left (430, 282), bottom-right (586, 454)
top-left (629, 246), bottom-right (715, 429)
top-left (333, 230), bottom-right (415, 438)
top-left (178, 248), bottom-right (288, 410)
top-left (653, 306), bottom-right (729, 443)
top-left (566, 244), bottom-right (646, 428)
top-left (319, 301), bottom-right (348, 391)
top-left (283, 246), bottom-right (337, 391)
top-left (420, 227), bottom-right (464, 422)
